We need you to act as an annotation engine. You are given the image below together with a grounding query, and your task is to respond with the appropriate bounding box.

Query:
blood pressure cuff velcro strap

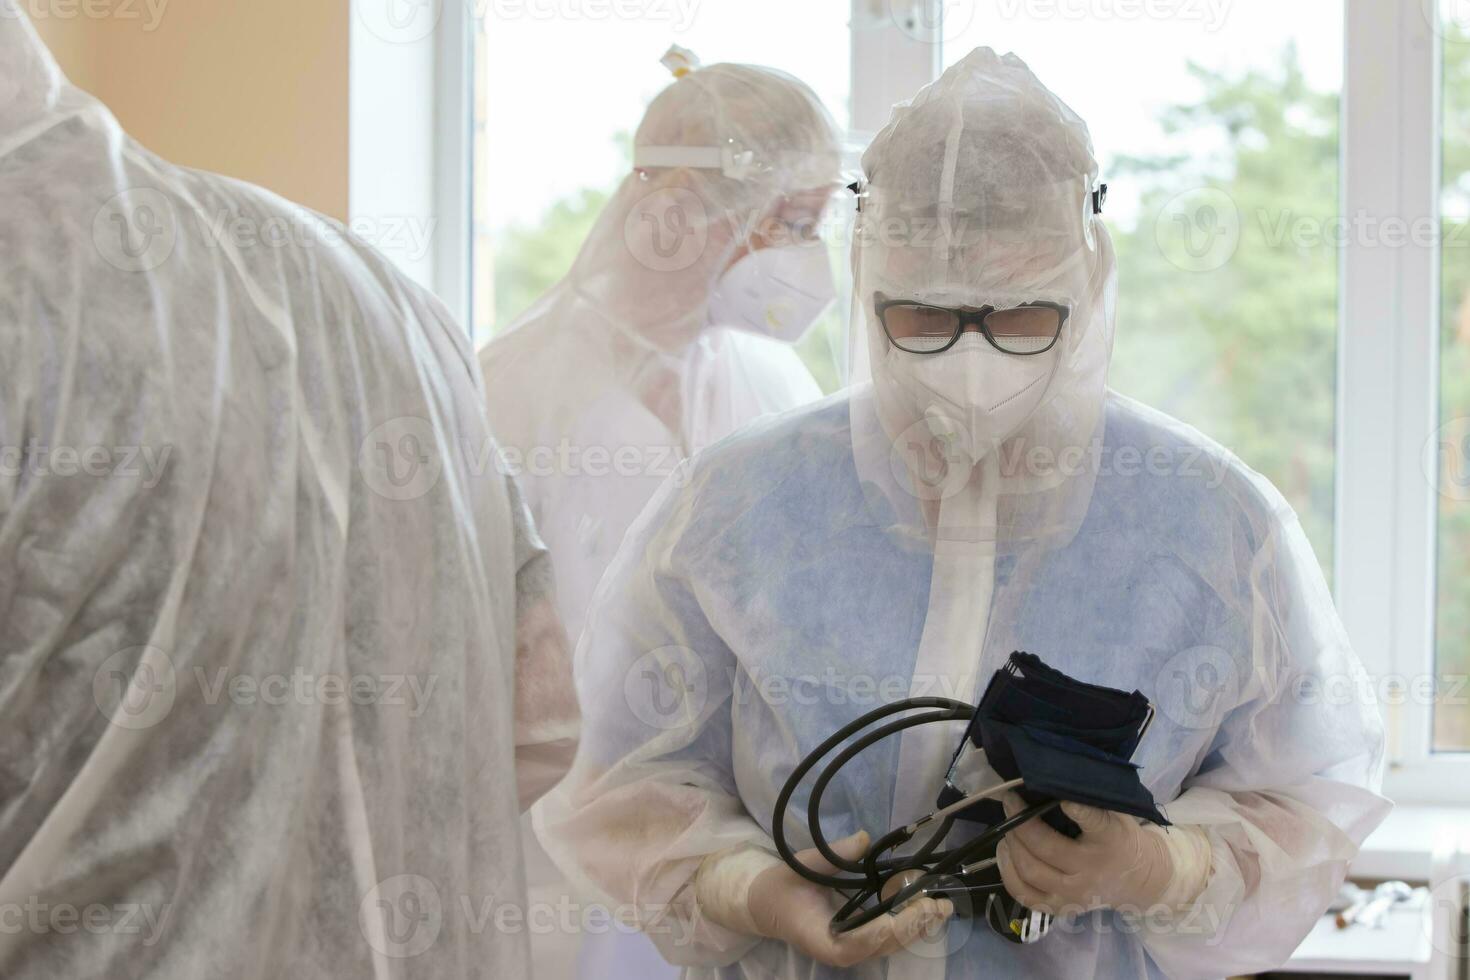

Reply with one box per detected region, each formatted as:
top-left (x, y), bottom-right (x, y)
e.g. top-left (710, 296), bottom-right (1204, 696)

top-left (938, 651), bottom-right (1166, 835)
top-left (988, 721), bottom-right (1168, 825)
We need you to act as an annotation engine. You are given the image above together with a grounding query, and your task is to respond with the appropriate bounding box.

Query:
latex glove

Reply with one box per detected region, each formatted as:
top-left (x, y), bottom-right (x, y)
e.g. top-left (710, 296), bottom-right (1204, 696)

top-left (695, 832), bottom-right (955, 968)
top-left (995, 794), bottom-right (1211, 918)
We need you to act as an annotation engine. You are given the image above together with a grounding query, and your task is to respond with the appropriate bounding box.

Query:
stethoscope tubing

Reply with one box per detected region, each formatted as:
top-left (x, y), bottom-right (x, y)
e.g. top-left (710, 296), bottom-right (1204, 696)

top-left (770, 696), bottom-right (1060, 934)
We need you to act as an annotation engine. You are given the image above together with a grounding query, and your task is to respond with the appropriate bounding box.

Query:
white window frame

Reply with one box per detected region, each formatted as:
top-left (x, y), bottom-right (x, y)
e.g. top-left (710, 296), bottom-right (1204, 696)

top-left (1337, 0), bottom-right (1468, 803)
top-left (349, 0), bottom-right (473, 327)
top-left (387, 0), bottom-right (1469, 801)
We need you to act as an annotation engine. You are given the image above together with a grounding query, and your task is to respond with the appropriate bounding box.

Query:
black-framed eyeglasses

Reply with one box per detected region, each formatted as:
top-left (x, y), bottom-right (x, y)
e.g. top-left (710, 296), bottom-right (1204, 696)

top-left (876, 293), bottom-right (1070, 355)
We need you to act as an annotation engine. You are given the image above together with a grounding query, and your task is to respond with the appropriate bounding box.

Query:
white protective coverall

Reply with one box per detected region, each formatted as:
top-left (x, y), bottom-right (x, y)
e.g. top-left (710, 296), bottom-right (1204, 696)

top-left (539, 47), bottom-right (1390, 980)
top-left (481, 47), bottom-right (842, 980)
top-left (0, 9), bottom-right (579, 978)
top-left (480, 46), bottom-right (840, 644)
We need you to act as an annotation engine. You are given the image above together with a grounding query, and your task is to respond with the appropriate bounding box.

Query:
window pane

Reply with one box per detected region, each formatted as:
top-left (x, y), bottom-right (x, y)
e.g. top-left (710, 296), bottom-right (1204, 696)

top-left (944, 5), bottom-right (1342, 577)
top-left (1436, 17), bottom-right (1470, 752)
top-left (473, 6), bottom-right (851, 387)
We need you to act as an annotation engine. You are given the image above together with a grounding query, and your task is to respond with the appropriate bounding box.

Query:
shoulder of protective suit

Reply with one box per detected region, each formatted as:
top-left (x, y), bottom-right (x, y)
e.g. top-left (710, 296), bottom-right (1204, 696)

top-left (2, 116), bottom-right (481, 444)
top-left (192, 167), bottom-right (448, 307)
top-left (1100, 392), bottom-right (1300, 550)
top-left (680, 389), bottom-right (854, 500)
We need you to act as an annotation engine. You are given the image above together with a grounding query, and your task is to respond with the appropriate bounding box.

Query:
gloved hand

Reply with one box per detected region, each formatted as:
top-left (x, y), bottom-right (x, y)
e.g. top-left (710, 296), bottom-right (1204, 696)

top-left (995, 793), bottom-right (1212, 917)
top-left (695, 831), bottom-right (954, 968)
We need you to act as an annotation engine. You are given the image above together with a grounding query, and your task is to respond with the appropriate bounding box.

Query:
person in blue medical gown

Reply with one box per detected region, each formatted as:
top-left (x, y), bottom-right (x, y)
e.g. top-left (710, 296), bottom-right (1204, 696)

top-left (540, 47), bottom-right (1390, 980)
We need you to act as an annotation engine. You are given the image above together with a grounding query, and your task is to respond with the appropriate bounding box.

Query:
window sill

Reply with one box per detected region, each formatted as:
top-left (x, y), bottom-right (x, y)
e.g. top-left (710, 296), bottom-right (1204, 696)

top-left (1352, 804), bottom-right (1470, 881)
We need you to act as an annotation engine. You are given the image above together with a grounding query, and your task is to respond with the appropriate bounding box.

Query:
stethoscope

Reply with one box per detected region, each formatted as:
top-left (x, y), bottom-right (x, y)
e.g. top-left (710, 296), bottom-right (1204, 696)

top-left (771, 696), bottom-right (1061, 944)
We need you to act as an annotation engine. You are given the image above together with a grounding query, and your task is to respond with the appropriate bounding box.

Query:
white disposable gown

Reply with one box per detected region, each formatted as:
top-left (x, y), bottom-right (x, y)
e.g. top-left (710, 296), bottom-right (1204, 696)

top-left (480, 48), bottom-right (841, 979)
top-left (0, 10), bottom-right (579, 978)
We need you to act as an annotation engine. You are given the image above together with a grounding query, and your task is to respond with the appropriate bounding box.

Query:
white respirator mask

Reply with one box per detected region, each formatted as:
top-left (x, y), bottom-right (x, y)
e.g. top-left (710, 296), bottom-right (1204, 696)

top-left (706, 243), bottom-right (836, 344)
top-left (885, 333), bottom-right (1060, 465)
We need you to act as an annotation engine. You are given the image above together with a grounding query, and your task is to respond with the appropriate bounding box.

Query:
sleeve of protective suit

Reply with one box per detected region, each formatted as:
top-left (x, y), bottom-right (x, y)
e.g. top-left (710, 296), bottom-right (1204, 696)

top-left (1138, 513), bottom-right (1390, 979)
top-left (506, 469), bottom-right (580, 812)
top-left (539, 464), bottom-right (776, 968)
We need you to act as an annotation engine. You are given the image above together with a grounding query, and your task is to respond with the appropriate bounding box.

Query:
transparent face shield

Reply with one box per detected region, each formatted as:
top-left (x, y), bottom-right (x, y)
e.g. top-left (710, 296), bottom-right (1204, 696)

top-left (613, 145), bottom-right (846, 354)
top-left (845, 175), bottom-right (1118, 554)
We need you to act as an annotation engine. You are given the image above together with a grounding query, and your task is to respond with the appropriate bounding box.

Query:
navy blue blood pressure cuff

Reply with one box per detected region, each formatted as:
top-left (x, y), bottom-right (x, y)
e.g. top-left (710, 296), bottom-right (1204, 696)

top-left (938, 651), bottom-right (1167, 837)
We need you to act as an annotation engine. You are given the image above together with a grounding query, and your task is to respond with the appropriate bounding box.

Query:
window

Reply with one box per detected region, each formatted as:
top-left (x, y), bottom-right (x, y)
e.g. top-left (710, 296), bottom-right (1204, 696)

top-left (1436, 12), bottom-right (1470, 752)
top-left (408, 0), bottom-right (1467, 797)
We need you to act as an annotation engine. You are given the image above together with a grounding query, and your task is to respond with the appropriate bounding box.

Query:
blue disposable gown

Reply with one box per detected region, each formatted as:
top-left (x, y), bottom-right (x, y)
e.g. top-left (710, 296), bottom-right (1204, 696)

top-left (545, 387), bottom-right (1389, 980)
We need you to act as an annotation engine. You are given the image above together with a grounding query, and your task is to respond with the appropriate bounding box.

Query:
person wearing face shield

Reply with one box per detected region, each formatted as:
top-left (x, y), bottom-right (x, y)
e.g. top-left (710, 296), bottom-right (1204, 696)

top-left (480, 46), bottom-right (843, 979)
top-left (539, 47), bottom-right (1389, 980)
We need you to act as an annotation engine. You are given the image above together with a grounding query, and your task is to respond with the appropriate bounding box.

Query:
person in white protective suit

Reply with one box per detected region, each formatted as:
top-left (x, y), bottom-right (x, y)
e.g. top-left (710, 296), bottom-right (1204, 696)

top-left (0, 8), bottom-right (579, 978)
top-left (540, 47), bottom-right (1391, 980)
top-left (480, 45), bottom-right (841, 645)
top-left (480, 45), bottom-right (842, 979)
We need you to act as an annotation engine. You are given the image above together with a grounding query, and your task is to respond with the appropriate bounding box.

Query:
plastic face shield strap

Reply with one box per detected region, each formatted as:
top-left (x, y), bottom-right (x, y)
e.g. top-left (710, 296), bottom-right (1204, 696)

top-left (634, 144), bottom-right (758, 180)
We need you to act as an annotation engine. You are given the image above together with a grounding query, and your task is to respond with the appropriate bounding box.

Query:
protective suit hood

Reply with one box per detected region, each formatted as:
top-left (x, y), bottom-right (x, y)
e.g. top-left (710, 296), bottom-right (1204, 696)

top-left (849, 47), bottom-right (1118, 555)
top-left (0, 8), bottom-right (77, 146)
top-left (480, 47), bottom-right (843, 594)
top-left (556, 46), bottom-right (842, 355)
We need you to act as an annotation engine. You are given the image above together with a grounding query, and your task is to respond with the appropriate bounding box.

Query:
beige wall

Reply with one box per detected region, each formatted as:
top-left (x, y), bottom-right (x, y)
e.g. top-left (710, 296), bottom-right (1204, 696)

top-left (31, 0), bottom-right (349, 220)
